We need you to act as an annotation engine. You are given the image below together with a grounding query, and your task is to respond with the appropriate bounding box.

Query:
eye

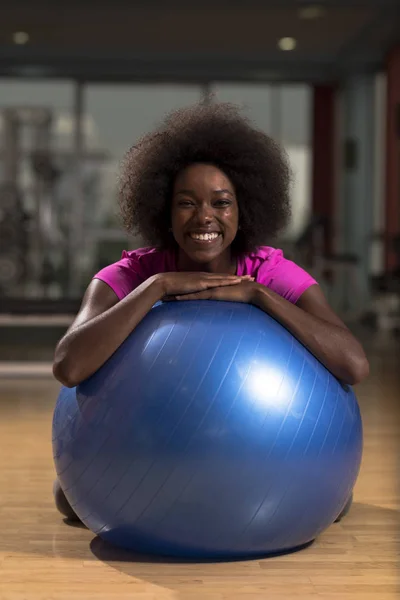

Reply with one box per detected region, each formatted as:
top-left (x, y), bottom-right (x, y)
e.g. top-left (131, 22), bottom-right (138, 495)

top-left (177, 199), bottom-right (194, 207)
top-left (214, 199), bottom-right (232, 207)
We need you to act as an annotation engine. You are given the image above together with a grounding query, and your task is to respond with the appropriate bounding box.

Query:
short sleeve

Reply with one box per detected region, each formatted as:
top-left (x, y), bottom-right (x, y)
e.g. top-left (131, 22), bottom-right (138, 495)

top-left (256, 249), bottom-right (318, 304)
top-left (93, 251), bottom-right (145, 300)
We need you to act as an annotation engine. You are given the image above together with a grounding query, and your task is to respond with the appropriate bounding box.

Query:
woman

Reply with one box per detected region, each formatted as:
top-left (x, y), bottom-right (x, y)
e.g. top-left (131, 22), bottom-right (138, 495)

top-left (53, 102), bottom-right (368, 521)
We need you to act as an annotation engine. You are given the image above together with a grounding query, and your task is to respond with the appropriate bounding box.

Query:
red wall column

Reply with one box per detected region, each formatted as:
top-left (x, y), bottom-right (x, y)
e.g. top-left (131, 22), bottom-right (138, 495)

top-left (385, 47), bottom-right (400, 272)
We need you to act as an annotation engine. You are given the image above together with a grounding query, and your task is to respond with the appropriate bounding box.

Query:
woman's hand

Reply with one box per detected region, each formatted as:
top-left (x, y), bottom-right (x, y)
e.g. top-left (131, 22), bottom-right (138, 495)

top-left (174, 281), bottom-right (258, 303)
top-left (157, 272), bottom-right (253, 298)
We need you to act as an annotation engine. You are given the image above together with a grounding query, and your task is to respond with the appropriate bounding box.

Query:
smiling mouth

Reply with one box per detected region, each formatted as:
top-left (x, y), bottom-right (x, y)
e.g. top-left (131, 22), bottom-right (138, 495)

top-left (188, 232), bottom-right (222, 243)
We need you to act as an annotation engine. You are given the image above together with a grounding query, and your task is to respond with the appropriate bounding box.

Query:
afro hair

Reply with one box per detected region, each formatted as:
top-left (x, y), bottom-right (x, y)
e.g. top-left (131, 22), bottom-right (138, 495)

top-left (118, 101), bottom-right (292, 254)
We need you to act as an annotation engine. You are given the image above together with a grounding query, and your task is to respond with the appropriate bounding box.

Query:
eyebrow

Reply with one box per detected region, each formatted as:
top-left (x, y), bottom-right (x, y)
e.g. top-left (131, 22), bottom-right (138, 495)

top-left (174, 189), bottom-right (234, 196)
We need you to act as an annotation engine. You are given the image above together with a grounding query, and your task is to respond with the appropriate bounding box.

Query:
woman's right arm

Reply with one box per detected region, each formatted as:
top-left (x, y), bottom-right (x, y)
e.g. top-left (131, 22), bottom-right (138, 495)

top-left (53, 274), bottom-right (166, 388)
top-left (53, 271), bottom-right (248, 388)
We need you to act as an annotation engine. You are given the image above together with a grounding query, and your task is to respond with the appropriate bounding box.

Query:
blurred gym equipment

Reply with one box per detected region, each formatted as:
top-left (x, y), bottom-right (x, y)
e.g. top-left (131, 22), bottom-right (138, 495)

top-left (0, 106), bottom-right (109, 305)
top-left (285, 217), bottom-right (400, 334)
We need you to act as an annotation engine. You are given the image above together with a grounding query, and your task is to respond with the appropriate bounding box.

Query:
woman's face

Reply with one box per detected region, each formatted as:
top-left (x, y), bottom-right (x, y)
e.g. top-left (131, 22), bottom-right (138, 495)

top-left (171, 163), bottom-right (239, 270)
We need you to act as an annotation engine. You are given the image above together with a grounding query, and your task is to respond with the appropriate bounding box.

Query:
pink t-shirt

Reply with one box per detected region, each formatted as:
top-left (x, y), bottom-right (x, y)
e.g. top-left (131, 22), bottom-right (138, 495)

top-left (93, 246), bottom-right (317, 304)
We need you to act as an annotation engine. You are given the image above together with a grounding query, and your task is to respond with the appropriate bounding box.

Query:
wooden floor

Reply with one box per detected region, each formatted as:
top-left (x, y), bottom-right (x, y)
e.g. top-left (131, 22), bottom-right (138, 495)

top-left (0, 330), bottom-right (399, 600)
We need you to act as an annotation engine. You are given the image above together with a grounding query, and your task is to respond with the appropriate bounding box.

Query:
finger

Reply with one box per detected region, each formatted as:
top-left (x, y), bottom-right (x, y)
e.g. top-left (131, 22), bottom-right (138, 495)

top-left (207, 273), bottom-right (242, 278)
top-left (200, 274), bottom-right (240, 281)
top-left (176, 290), bottom-right (211, 301)
top-left (213, 274), bottom-right (251, 280)
top-left (219, 277), bottom-right (254, 284)
top-left (213, 275), bottom-right (253, 282)
top-left (203, 279), bottom-right (242, 289)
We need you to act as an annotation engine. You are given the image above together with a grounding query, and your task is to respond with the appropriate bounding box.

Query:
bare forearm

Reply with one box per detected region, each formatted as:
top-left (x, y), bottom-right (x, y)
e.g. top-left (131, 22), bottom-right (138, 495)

top-left (253, 285), bottom-right (368, 385)
top-left (53, 276), bottom-right (164, 387)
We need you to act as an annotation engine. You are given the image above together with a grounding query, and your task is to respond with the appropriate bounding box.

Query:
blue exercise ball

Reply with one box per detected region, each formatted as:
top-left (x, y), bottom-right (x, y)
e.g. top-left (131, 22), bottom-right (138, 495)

top-left (53, 300), bottom-right (362, 558)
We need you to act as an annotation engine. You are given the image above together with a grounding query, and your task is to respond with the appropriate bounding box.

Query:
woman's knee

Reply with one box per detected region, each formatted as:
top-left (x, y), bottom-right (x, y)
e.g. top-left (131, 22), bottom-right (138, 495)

top-left (53, 479), bottom-right (81, 521)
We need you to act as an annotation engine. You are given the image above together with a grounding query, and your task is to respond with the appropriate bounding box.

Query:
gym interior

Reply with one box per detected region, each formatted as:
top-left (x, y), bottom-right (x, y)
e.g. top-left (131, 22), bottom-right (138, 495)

top-left (0, 2), bottom-right (399, 599)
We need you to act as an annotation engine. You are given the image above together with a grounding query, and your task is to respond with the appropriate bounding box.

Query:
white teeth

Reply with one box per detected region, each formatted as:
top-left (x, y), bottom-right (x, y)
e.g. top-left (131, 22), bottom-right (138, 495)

top-left (190, 232), bottom-right (220, 241)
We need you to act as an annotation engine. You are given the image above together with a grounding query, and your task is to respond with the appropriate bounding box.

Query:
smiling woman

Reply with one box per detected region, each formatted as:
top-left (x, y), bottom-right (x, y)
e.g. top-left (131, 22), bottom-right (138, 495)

top-left (53, 101), bottom-right (369, 392)
top-left (52, 100), bottom-right (369, 525)
top-left (118, 102), bottom-right (291, 254)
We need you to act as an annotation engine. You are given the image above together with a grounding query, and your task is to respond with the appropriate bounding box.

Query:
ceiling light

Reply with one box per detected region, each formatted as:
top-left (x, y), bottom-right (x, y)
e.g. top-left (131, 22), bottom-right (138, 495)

top-left (13, 31), bottom-right (30, 45)
top-left (298, 5), bottom-right (326, 20)
top-left (278, 37), bottom-right (297, 51)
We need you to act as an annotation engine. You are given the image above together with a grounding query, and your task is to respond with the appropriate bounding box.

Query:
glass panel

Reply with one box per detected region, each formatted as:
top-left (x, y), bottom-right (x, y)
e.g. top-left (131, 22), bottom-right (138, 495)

top-left (0, 81), bottom-right (203, 303)
top-left (0, 79), bottom-right (75, 301)
top-left (280, 85), bottom-right (312, 240)
top-left (213, 84), bottom-right (274, 133)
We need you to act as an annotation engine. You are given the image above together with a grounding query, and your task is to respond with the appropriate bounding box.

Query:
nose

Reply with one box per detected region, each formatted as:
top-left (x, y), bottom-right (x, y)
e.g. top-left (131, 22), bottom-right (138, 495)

top-left (196, 203), bottom-right (213, 224)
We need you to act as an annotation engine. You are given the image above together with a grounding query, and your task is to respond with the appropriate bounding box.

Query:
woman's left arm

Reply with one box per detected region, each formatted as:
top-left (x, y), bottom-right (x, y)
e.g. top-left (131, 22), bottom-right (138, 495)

top-left (251, 283), bottom-right (369, 385)
top-left (175, 282), bottom-right (369, 385)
